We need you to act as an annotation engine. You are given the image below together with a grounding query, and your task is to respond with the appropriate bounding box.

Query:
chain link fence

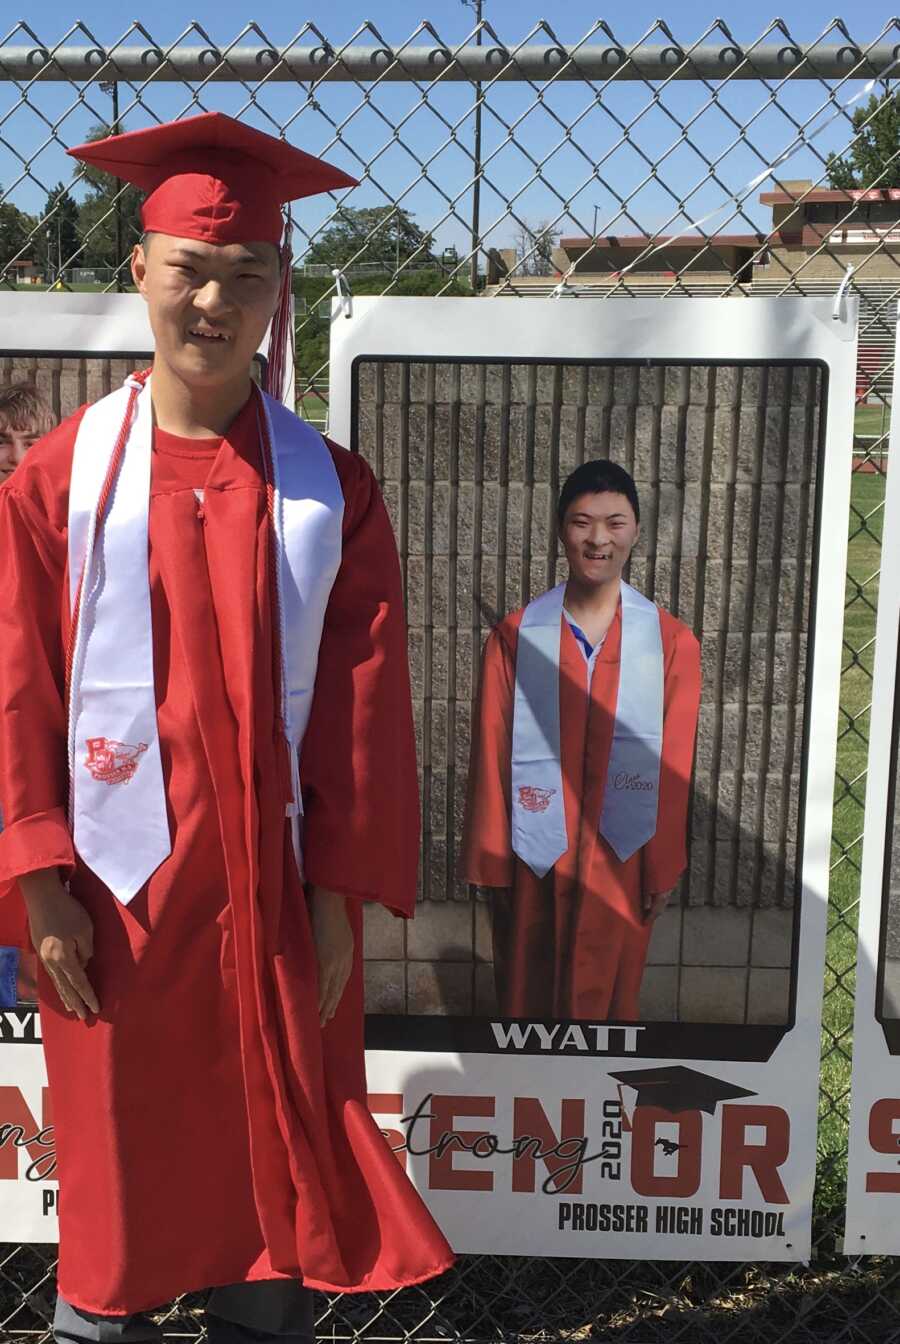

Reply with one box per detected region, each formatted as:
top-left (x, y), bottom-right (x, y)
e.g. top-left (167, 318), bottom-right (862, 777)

top-left (0, 15), bottom-right (898, 1341)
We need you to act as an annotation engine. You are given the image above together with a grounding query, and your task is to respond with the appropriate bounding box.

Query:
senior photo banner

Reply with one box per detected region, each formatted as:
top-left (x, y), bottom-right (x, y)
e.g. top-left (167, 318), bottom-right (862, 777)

top-left (844, 323), bottom-right (900, 1254)
top-left (329, 296), bottom-right (857, 1262)
top-left (0, 294), bottom-right (283, 1243)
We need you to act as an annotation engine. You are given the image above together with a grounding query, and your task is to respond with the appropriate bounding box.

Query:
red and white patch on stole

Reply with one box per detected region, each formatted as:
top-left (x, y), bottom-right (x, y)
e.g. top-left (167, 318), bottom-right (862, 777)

top-left (84, 736), bottom-right (148, 785)
top-left (517, 785), bottom-right (556, 813)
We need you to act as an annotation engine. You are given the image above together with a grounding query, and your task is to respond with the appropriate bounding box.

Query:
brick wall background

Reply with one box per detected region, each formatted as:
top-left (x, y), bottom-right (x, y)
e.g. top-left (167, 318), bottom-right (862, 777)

top-left (358, 359), bottom-right (822, 1026)
top-left (0, 355), bottom-right (153, 421)
top-left (0, 354), bottom-right (269, 422)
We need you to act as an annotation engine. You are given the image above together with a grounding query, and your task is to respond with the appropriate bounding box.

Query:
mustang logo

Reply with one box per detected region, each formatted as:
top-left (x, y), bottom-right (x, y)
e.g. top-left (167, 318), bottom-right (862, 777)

top-left (655, 1137), bottom-right (687, 1157)
top-left (84, 737), bottom-right (148, 786)
top-left (518, 785), bottom-right (556, 814)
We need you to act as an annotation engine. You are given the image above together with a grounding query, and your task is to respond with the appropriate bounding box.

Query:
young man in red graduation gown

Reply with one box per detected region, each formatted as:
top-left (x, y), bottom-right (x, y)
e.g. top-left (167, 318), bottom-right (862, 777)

top-left (462, 460), bottom-right (701, 1021)
top-left (0, 114), bottom-right (452, 1342)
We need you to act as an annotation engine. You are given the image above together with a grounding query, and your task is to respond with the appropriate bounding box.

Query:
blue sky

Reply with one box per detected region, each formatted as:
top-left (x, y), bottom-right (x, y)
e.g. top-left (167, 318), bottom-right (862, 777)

top-left (4, 3), bottom-right (900, 261)
top-left (14, 1), bottom-right (900, 47)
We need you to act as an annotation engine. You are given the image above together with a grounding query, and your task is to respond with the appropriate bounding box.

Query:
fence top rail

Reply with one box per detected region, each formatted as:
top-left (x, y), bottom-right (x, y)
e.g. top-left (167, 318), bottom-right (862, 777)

top-left (1, 40), bottom-right (899, 83)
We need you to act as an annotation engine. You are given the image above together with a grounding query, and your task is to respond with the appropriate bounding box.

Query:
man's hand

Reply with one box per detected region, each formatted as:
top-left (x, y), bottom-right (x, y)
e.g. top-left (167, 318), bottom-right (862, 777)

top-left (18, 869), bottom-right (98, 1020)
top-left (308, 885), bottom-right (354, 1027)
top-left (642, 888), bottom-right (673, 925)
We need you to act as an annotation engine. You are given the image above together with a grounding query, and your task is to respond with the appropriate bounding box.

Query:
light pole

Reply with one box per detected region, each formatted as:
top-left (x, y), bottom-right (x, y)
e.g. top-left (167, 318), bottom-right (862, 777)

top-left (463, 0), bottom-right (484, 293)
top-left (99, 80), bottom-right (124, 290)
top-left (585, 203), bottom-right (604, 276)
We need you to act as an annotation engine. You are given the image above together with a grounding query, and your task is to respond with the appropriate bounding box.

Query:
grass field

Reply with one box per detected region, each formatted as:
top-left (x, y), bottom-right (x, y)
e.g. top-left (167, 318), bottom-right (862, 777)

top-left (855, 402), bottom-right (891, 439)
top-left (298, 389), bottom-right (328, 429)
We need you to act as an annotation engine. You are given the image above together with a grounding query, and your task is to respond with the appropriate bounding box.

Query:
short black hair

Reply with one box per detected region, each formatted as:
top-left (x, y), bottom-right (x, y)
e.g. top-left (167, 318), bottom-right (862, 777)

top-left (557, 459), bottom-right (640, 526)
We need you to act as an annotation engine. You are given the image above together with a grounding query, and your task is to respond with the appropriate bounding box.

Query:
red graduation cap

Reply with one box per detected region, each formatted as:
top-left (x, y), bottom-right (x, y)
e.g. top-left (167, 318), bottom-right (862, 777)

top-left (67, 111), bottom-right (357, 246)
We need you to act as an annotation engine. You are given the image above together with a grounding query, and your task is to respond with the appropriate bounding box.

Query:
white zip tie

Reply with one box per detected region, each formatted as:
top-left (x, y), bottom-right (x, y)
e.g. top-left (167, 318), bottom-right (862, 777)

top-left (331, 267), bottom-right (353, 319)
top-left (833, 263), bottom-right (855, 321)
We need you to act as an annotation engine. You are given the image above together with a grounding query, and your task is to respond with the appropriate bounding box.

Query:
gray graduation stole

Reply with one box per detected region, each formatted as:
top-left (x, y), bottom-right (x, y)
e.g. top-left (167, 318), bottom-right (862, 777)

top-left (510, 581), bottom-right (663, 878)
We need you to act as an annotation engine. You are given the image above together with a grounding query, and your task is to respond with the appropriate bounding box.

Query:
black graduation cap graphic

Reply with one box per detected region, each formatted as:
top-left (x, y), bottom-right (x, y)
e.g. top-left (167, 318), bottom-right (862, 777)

top-left (610, 1065), bottom-right (757, 1122)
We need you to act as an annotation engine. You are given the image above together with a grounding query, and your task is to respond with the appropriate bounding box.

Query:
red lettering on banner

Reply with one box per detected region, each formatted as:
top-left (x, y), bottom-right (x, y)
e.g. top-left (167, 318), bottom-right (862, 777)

top-left (429, 1095), bottom-right (496, 1191)
top-left (0, 1087), bottom-right (54, 1180)
top-left (630, 1107), bottom-right (702, 1197)
top-left (865, 1099), bottom-right (900, 1192)
top-left (368, 1093), bottom-right (408, 1172)
top-left (511, 1097), bottom-right (586, 1194)
top-left (719, 1105), bottom-right (789, 1203)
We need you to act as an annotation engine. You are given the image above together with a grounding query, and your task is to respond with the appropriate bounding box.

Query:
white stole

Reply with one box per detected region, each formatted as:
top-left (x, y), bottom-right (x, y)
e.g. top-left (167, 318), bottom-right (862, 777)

top-left (510, 581), bottom-right (664, 878)
top-left (67, 375), bottom-right (343, 904)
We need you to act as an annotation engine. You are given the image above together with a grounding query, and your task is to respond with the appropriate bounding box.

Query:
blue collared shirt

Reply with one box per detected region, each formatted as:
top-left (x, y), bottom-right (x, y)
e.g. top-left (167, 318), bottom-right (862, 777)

top-left (0, 945), bottom-right (19, 1008)
top-left (0, 806), bottom-right (19, 1007)
top-left (563, 610), bottom-right (607, 684)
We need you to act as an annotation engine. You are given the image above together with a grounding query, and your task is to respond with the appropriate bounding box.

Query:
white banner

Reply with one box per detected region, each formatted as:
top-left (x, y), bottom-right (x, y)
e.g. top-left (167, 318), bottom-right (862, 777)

top-left (844, 315), bottom-right (900, 1253)
top-left (328, 295), bottom-right (858, 1262)
top-left (367, 1052), bottom-right (805, 1258)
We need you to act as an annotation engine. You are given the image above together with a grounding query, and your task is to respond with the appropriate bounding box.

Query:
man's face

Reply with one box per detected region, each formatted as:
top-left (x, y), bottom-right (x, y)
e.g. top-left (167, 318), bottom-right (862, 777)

top-left (0, 426), bottom-right (41, 482)
top-left (560, 490), bottom-right (640, 586)
top-left (131, 234), bottom-right (281, 390)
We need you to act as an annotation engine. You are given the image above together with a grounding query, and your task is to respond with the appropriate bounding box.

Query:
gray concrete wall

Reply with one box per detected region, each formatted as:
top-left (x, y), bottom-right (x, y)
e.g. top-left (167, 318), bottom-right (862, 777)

top-left (0, 355), bottom-right (153, 422)
top-left (357, 359), bottom-right (822, 1024)
top-left (0, 354), bottom-right (265, 424)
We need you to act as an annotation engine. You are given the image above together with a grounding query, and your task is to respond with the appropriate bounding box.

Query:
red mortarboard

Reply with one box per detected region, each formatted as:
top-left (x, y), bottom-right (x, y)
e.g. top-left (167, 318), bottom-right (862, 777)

top-left (67, 111), bottom-right (358, 246)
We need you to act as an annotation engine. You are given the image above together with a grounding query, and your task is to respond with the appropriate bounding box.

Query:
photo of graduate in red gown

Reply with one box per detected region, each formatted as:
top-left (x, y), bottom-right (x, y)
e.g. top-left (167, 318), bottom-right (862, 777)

top-left (462, 459), bottom-right (701, 1021)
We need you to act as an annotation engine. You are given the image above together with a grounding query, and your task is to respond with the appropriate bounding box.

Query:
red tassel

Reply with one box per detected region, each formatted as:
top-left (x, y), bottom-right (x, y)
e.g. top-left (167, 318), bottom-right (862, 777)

top-left (266, 221), bottom-right (294, 404)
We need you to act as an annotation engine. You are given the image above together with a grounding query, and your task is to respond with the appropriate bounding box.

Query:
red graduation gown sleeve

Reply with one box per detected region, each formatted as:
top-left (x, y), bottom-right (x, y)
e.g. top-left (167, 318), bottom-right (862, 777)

top-left (640, 615), bottom-right (702, 897)
top-left (299, 443), bottom-right (419, 915)
top-left (0, 419), bottom-right (82, 946)
top-left (459, 624), bottom-right (517, 887)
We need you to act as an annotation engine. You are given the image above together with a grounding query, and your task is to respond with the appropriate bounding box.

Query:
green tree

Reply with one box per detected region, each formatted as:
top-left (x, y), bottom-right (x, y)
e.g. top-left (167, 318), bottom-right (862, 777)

top-left (305, 206), bottom-right (436, 271)
top-left (827, 91), bottom-right (900, 190)
top-left (78, 188), bottom-right (144, 270)
top-left (0, 199), bottom-right (37, 273)
top-left (39, 183), bottom-right (81, 279)
top-left (76, 123), bottom-right (144, 271)
top-left (355, 269), bottom-right (468, 298)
